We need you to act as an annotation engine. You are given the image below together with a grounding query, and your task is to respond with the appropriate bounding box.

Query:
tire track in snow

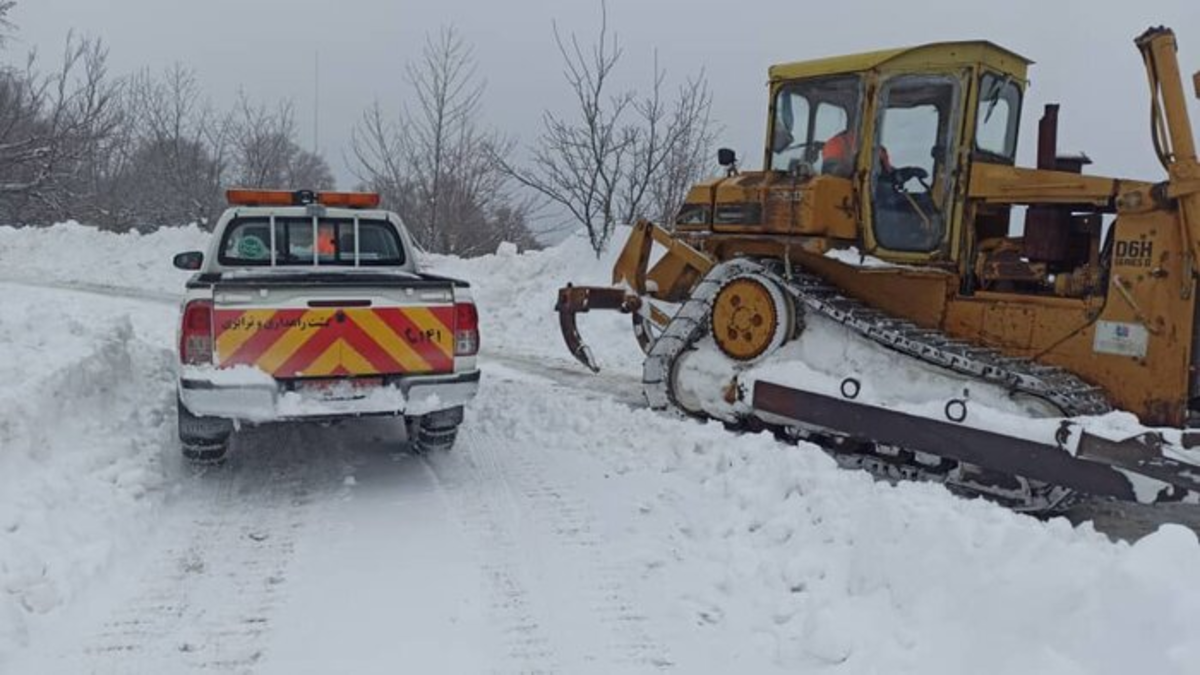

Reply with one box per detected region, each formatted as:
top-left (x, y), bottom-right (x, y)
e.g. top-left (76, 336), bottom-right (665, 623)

top-left (65, 424), bottom-right (344, 674)
top-left (496, 441), bottom-right (673, 671)
top-left (481, 352), bottom-right (645, 408)
top-left (425, 418), bottom-right (672, 673)
top-left (423, 438), bottom-right (560, 674)
top-left (0, 277), bottom-right (179, 306)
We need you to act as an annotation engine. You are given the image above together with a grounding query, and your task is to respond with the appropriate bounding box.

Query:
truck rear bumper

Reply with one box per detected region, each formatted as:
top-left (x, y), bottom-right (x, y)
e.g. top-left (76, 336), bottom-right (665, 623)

top-left (179, 370), bottom-right (480, 423)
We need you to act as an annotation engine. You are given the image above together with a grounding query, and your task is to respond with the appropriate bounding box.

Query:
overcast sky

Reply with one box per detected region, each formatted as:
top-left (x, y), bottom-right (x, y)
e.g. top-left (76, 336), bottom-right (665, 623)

top-left (10, 0), bottom-right (1200, 188)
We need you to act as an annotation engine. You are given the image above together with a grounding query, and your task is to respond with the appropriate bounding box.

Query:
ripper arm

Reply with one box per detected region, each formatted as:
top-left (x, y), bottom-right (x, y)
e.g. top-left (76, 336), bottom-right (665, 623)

top-left (556, 220), bottom-right (714, 372)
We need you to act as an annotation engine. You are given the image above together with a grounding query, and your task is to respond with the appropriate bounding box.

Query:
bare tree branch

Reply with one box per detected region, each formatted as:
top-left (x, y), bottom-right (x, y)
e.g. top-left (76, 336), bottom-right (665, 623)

top-left (351, 25), bottom-right (536, 256)
top-left (500, 0), bottom-right (715, 255)
top-left (0, 33), bottom-right (124, 223)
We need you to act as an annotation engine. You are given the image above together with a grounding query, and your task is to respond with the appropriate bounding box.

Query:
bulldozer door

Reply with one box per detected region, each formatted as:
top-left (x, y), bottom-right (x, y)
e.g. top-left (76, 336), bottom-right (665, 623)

top-left (868, 74), bottom-right (962, 257)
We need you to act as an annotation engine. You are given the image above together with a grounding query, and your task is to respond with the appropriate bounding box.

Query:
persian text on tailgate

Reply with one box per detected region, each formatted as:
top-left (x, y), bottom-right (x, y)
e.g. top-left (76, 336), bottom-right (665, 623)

top-left (214, 307), bottom-right (454, 377)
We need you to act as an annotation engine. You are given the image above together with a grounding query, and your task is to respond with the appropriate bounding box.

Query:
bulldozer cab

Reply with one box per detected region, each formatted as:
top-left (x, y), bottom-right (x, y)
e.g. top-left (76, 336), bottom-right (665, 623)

top-left (767, 42), bottom-right (1031, 264)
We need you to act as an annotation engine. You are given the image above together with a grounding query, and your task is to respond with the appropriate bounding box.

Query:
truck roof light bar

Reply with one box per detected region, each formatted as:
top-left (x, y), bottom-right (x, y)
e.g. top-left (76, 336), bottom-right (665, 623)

top-left (226, 189), bottom-right (381, 209)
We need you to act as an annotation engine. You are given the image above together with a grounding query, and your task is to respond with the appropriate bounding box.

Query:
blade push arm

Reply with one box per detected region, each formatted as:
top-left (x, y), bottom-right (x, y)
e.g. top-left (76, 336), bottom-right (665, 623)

top-left (1137, 28), bottom-right (1200, 267)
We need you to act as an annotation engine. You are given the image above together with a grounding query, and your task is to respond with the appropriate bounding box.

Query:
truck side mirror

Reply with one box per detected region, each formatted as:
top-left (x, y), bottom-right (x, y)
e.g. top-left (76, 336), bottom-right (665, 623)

top-left (1194, 70), bottom-right (1199, 99)
top-left (173, 251), bottom-right (204, 271)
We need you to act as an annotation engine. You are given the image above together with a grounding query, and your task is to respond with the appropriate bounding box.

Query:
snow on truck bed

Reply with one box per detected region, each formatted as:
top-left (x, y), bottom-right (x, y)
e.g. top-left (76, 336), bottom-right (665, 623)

top-left (1, 222), bottom-right (1199, 674)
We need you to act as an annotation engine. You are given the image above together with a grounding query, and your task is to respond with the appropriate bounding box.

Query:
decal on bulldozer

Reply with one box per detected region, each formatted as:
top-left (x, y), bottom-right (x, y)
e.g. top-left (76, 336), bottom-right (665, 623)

top-left (1113, 239), bottom-right (1154, 268)
top-left (214, 307), bottom-right (455, 377)
top-left (1093, 320), bottom-right (1150, 358)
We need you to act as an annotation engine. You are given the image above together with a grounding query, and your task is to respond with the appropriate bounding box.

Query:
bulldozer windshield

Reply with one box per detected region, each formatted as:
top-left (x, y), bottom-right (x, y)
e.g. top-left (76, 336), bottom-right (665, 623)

top-left (770, 75), bottom-right (863, 175)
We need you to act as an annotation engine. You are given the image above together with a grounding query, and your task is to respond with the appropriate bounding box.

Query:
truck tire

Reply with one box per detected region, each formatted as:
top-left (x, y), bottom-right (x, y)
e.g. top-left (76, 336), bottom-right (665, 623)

top-left (407, 406), bottom-right (464, 453)
top-left (178, 396), bottom-right (234, 463)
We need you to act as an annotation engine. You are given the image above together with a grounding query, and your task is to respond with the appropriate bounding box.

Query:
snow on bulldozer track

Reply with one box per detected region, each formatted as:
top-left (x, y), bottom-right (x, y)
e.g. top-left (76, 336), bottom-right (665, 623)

top-left (3, 224), bottom-right (1200, 674)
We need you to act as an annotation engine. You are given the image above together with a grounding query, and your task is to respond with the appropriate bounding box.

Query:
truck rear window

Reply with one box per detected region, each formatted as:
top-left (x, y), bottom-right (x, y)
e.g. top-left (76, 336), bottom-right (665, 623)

top-left (219, 217), bottom-right (406, 267)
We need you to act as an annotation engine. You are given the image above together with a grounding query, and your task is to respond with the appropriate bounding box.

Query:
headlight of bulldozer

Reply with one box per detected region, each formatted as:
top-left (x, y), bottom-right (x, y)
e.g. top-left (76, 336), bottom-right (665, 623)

top-left (714, 203), bottom-right (763, 226)
top-left (676, 203), bottom-right (709, 226)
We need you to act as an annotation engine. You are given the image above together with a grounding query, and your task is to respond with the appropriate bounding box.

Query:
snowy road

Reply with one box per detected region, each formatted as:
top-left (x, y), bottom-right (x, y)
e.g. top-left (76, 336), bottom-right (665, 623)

top-left (7, 226), bottom-right (1200, 674)
top-left (13, 413), bottom-right (676, 674)
top-left (0, 277), bottom-right (680, 673)
top-left (2, 314), bottom-right (674, 674)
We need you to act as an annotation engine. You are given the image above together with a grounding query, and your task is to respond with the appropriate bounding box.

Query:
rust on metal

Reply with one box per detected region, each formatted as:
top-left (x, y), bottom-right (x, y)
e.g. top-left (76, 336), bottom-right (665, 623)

top-left (555, 285), bottom-right (642, 372)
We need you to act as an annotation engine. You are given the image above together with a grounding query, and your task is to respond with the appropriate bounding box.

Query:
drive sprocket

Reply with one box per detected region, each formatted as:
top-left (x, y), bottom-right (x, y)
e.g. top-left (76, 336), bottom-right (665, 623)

top-left (710, 274), bottom-right (797, 362)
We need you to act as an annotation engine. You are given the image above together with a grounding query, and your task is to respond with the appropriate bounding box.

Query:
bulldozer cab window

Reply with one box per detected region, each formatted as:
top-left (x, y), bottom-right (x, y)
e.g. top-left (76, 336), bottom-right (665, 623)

top-left (770, 76), bottom-right (862, 175)
top-left (975, 73), bottom-right (1021, 161)
top-left (871, 75), bottom-right (960, 252)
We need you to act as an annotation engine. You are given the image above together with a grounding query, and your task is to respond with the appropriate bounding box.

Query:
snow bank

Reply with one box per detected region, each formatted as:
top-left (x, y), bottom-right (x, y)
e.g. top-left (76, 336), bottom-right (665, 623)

top-left (0, 221), bottom-right (645, 372)
top-left (0, 291), bottom-right (177, 660)
top-left (473, 376), bottom-right (1200, 674)
top-left (425, 230), bottom-right (646, 375)
top-left (0, 221), bottom-right (205, 298)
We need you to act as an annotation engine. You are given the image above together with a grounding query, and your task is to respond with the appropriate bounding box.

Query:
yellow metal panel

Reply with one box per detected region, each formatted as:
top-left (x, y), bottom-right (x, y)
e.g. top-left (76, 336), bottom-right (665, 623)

top-left (798, 252), bottom-right (953, 329)
top-left (800, 177), bottom-right (856, 238)
top-left (979, 303), bottom-right (1035, 350)
top-left (943, 211), bottom-right (1195, 426)
top-left (968, 164), bottom-right (1149, 207)
top-left (769, 47), bottom-right (908, 81)
top-left (769, 41), bottom-right (1030, 83)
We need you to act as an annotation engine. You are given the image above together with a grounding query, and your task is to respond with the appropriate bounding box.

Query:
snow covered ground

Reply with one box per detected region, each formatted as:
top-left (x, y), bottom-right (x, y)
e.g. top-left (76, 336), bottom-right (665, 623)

top-left (2, 222), bottom-right (1200, 674)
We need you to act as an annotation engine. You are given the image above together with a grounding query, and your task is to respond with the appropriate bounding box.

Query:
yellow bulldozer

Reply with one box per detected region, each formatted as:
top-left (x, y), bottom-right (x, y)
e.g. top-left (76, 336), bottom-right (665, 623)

top-left (557, 27), bottom-right (1200, 512)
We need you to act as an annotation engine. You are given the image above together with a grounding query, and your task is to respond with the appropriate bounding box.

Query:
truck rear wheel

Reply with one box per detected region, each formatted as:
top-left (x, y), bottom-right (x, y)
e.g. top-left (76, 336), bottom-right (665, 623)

top-left (178, 396), bottom-right (233, 463)
top-left (407, 406), bottom-right (464, 453)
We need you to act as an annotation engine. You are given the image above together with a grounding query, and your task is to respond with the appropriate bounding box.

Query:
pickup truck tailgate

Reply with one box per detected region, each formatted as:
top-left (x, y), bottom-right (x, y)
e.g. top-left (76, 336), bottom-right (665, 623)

top-left (212, 281), bottom-right (456, 378)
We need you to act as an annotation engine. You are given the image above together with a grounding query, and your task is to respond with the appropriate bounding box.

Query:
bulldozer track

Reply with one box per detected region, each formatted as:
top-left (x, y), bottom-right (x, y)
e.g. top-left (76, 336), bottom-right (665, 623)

top-left (643, 258), bottom-right (1114, 511)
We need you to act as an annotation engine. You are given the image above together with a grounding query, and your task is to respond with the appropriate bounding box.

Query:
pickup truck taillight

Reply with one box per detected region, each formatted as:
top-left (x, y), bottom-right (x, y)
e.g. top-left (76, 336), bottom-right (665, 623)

top-left (180, 300), bottom-right (214, 365)
top-left (454, 302), bottom-right (479, 357)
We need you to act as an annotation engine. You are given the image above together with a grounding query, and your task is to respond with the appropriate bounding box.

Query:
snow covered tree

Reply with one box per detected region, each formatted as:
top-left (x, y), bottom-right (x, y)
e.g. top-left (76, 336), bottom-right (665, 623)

top-left (0, 32), bottom-right (122, 224)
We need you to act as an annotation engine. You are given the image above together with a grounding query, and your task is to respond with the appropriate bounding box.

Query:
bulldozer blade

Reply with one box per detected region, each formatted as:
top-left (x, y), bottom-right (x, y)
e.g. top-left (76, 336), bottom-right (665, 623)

top-left (752, 380), bottom-right (1200, 504)
top-left (556, 285), bottom-right (642, 373)
top-left (1075, 432), bottom-right (1200, 495)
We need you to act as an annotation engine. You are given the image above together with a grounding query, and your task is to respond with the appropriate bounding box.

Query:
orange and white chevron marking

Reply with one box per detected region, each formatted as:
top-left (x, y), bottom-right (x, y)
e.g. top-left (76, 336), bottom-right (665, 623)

top-left (214, 306), bottom-right (455, 378)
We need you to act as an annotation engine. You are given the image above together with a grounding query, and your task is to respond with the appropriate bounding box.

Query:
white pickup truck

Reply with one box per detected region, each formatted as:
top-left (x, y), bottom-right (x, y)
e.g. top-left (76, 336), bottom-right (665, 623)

top-left (172, 189), bottom-right (480, 461)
